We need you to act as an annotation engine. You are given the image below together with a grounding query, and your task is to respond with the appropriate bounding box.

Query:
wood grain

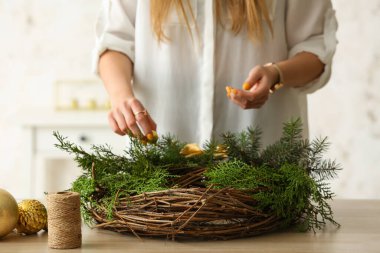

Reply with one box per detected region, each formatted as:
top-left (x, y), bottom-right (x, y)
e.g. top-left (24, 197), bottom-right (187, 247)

top-left (1, 200), bottom-right (379, 253)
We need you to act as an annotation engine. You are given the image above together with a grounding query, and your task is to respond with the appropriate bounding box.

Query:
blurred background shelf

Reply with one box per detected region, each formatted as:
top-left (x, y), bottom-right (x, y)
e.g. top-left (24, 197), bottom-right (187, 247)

top-left (20, 109), bottom-right (126, 199)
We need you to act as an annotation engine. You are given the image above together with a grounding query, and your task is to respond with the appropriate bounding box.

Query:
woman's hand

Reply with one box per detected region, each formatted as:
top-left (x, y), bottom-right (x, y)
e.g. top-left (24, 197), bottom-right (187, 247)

top-left (226, 64), bottom-right (279, 109)
top-left (98, 51), bottom-right (157, 139)
top-left (108, 97), bottom-right (157, 138)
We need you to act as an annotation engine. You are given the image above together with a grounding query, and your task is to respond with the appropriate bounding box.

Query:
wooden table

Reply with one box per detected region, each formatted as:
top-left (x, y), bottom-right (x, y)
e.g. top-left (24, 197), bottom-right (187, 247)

top-left (1, 200), bottom-right (379, 253)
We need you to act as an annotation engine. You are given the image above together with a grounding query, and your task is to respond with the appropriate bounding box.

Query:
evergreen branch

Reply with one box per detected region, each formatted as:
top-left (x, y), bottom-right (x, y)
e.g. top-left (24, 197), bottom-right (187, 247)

top-left (280, 118), bottom-right (303, 143)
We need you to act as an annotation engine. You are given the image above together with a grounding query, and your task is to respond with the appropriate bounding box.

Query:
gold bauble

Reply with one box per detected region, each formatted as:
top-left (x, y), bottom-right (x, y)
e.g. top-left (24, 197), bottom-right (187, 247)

top-left (180, 143), bottom-right (204, 158)
top-left (0, 188), bottom-right (19, 238)
top-left (16, 199), bottom-right (47, 235)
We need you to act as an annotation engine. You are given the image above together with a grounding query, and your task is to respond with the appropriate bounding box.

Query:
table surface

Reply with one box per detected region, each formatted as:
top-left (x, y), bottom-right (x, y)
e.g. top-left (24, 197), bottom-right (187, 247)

top-left (1, 200), bottom-right (380, 253)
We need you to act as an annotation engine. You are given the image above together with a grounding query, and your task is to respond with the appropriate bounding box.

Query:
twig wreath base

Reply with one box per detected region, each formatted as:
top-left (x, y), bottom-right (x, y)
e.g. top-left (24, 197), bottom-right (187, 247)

top-left (91, 188), bottom-right (283, 240)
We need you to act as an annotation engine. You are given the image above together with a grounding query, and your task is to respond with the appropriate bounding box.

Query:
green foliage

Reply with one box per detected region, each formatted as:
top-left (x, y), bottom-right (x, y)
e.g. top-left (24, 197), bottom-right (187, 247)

top-left (260, 119), bottom-right (309, 168)
top-left (205, 162), bottom-right (318, 228)
top-left (54, 133), bottom-right (173, 221)
top-left (221, 126), bottom-right (262, 165)
top-left (205, 118), bottom-right (340, 231)
top-left (205, 160), bottom-right (262, 190)
top-left (71, 176), bottom-right (96, 224)
top-left (54, 118), bottom-right (340, 231)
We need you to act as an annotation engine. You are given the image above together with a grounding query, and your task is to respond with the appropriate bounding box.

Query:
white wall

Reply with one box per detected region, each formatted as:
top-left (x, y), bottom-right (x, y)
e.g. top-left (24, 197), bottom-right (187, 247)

top-left (0, 0), bottom-right (379, 199)
top-left (308, 0), bottom-right (380, 198)
top-left (0, 0), bottom-right (102, 198)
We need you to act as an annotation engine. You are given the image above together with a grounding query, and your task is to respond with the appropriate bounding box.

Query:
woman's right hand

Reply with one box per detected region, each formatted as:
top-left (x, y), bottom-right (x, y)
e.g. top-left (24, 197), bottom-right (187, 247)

top-left (108, 97), bottom-right (157, 139)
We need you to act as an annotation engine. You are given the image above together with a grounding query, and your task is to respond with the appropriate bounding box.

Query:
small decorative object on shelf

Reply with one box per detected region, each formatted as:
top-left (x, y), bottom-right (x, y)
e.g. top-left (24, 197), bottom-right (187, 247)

top-left (86, 99), bottom-right (97, 110)
top-left (54, 79), bottom-right (110, 111)
top-left (70, 98), bottom-right (79, 110)
top-left (54, 118), bottom-right (341, 240)
top-left (0, 188), bottom-right (19, 238)
top-left (16, 200), bottom-right (47, 235)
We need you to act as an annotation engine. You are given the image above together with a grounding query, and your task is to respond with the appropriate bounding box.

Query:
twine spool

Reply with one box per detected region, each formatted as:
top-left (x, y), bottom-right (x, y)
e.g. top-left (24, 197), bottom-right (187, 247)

top-left (47, 192), bottom-right (81, 249)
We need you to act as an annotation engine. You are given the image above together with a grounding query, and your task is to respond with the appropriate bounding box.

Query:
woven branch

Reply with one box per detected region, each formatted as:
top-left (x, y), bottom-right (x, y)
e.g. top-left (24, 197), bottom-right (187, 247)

top-left (89, 188), bottom-right (283, 240)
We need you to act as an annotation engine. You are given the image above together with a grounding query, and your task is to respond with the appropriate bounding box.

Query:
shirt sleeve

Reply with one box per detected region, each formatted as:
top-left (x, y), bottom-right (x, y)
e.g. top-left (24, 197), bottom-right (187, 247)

top-left (286, 0), bottom-right (338, 94)
top-left (92, 0), bottom-right (137, 74)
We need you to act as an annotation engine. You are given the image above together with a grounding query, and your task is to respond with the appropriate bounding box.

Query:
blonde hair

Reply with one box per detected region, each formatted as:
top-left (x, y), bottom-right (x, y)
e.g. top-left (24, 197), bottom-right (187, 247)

top-left (150, 0), bottom-right (273, 43)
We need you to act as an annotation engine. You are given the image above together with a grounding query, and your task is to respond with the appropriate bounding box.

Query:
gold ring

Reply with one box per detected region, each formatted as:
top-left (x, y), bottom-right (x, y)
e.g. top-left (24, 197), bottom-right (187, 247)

top-left (134, 109), bottom-right (148, 117)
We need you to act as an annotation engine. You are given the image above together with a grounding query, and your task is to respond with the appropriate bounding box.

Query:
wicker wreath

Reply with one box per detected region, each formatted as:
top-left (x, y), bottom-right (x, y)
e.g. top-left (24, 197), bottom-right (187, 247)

top-left (54, 119), bottom-right (340, 240)
top-left (91, 188), bottom-right (282, 240)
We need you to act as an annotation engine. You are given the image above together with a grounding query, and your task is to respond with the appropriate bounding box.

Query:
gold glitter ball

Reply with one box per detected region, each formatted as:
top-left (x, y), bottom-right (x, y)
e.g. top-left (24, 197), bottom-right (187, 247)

top-left (0, 188), bottom-right (19, 238)
top-left (16, 200), bottom-right (47, 234)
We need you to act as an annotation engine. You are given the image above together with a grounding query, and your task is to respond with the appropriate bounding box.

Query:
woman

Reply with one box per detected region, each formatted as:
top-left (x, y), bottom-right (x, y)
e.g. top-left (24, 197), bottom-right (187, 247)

top-left (94, 0), bottom-right (337, 146)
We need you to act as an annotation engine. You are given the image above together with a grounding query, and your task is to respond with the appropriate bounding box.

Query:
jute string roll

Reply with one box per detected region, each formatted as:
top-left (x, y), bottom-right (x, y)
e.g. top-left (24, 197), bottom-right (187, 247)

top-left (47, 191), bottom-right (81, 249)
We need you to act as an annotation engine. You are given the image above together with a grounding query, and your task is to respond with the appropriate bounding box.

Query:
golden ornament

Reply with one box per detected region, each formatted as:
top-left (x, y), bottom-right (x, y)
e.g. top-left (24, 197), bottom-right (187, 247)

top-left (0, 188), bottom-right (19, 238)
top-left (16, 199), bottom-right (47, 234)
top-left (180, 143), bottom-right (204, 158)
top-left (180, 143), bottom-right (228, 159)
top-left (213, 145), bottom-right (228, 159)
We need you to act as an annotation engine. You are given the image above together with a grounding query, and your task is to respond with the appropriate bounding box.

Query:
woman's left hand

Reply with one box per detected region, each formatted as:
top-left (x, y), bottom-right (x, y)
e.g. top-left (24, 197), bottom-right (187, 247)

top-left (226, 65), bottom-right (279, 109)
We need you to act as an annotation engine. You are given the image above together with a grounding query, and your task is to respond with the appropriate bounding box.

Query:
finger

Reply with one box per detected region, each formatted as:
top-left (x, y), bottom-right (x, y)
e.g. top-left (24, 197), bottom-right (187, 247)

top-left (135, 111), bottom-right (153, 136)
top-left (243, 98), bottom-right (266, 109)
top-left (242, 85), bottom-right (269, 102)
top-left (230, 88), bottom-right (256, 102)
top-left (144, 114), bottom-right (158, 144)
top-left (230, 90), bottom-right (268, 109)
top-left (232, 98), bottom-right (261, 110)
top-left (242, 82), bottom-right (258, 91)
top-left (129, 98), bottom-right (153, 136)
top-left (229, 92), bottom-right (250, 109)
top-left (250, 76), bottom-right (271, 98)
top-left (244, 66), bottom-right (264, 89)
top-left (227, 86), bottom-right (267, 108)
top-left (250, 94), bottom-right (269, 108)
top-left (120, 105), bottom-right (142, 138)
top-left (252, 91), bottom-right (268, 102)
top-left (112, 108), bottom-right (130, 133)
top-left (146, 113), bottom-right (157, 131)
top-left (140, 108), bottom-right (157, 131)
top-left (108, 112), bottom-right (125, 136)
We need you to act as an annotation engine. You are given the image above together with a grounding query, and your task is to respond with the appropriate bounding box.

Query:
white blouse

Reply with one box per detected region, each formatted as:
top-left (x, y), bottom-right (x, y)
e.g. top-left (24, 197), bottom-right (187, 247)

top-left (93, 0), bottom-right (338, 146)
